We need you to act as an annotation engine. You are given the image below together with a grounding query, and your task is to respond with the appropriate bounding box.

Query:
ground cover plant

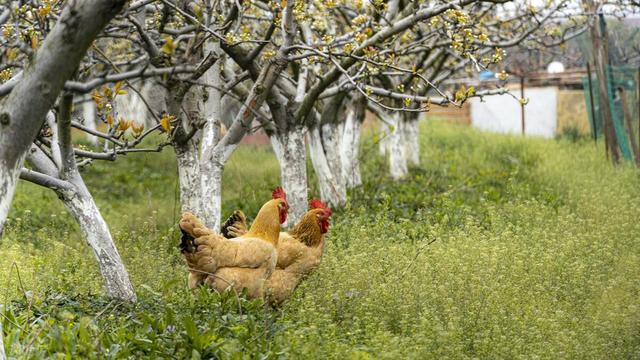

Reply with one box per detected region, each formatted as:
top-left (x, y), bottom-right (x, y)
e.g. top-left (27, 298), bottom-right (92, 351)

top-left (1, 121), bottom-right (639, 359)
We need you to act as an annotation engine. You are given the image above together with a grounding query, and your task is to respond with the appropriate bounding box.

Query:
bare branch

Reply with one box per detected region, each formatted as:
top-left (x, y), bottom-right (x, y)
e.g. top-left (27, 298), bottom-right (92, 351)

top-left (20, 169), bottom-right (73, 192)
top-left (57, 92), bottom-right (77, 180)
top-left (295, 0), bottom-right (503, 122)
top-left (65, 65), bottom-right (196, 93)
top-left (71, 121), bottom-right (125, 147)
top-left (128, 14), bottom-right (162, 63)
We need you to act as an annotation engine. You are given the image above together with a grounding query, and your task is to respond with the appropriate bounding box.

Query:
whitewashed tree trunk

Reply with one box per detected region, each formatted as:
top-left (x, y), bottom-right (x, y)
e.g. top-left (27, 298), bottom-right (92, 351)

top-left (0, 159), bottom-right (22, 236)
top-left (58, 93), bottom-right (135, 302)
top-left (199, 41), bottom-right (223, 229)
top-left (270, 127), bottom-right (308, 225)
top-left (378, 121), bottom-right (391, 156)
top-left (202, 164), bottom-right (222, 228)
top-left (58, 178), bottom-right (136, 302)
top-left (172, 82), bottom-right (207, 218)
top-left (321, 122), bottom-right (344, 188)
top-left (81, 94), bottom-right (98, 146)
top-left (341, 97), bottom-right (365, 188)
top-left (22, 98), bottom-right (137, 303)
top-left (114, 84), bottom-right (148, 126)
top-left (389, 113), bottom-right (408, 180)
top-left (341, 117), bottom-right (363, 187)
top-left (403, 114), bottom-right (420, 166)
top-left (175, 140), bottom-right (203, 217)
top-left (309, 126), bottom-right (346, 207)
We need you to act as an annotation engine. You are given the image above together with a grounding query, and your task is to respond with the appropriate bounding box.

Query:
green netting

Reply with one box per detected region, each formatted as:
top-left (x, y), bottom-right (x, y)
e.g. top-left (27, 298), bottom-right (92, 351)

top-left (583, 65), bottom-right (639, 161)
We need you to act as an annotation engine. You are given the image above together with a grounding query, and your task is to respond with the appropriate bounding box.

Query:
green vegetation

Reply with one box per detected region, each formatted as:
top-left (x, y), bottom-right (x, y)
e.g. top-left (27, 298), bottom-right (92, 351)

top-left (1, 122), bottom-right (639, 358)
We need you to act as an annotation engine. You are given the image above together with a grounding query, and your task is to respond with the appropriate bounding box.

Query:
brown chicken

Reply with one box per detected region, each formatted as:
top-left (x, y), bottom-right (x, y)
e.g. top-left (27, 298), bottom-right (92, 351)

top-left (179, 187), bottom-right (289, 299)
top-left (222, 199), bottom-right (332, 305)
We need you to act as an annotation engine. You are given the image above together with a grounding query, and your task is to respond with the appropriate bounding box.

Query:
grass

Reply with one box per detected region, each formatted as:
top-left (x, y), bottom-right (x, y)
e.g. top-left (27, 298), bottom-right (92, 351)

top-left (1, 121), bottom-right (639, 358)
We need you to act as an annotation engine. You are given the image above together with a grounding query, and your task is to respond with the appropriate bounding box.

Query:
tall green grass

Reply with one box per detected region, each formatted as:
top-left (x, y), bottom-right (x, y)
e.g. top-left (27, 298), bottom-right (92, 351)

top-left (1, 121), bottom-right (638, 358)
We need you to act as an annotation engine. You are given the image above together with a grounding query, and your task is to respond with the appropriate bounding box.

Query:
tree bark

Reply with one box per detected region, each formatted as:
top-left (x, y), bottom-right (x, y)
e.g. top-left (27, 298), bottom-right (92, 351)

top-left (270, 127), bottom-right (308, 225)
top-left (0, 0), bottom-right (127, 234)
top-left (378, 121), bottom-right (391, 156)
top-left (341, 95), bottom-right (365, 188)
top-left (199, 41), bottom-right (223, 229)
top-left (389, 113), bottom-right (408, 179)
top-left (321, 122), bottom-right (345, 190)
top-left (57, 181), bottom-right (136, 302)
top-left (312, 91), bottom-right (348, 204)
top-left (309, 126), bottom-right (346, 207)
top-left (60, 93), bottom-right (136, 301)
top-left (175, 139), bottom-right (203, 217)
top-left (170, 80), bottom-right (208, 220)
top-left (81, 94), bottom-right (98, 146)
top-left (403, 113), bottom-right (420, 166)
top-left (21, 101), bottom-right (136, 303)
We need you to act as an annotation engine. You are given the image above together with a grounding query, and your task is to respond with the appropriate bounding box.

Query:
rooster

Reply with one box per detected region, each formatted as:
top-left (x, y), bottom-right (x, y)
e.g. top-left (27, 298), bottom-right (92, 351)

top-left (179, 187), bottom-right (289, 298)
top-left (221, 199), bottom-right (332, 305)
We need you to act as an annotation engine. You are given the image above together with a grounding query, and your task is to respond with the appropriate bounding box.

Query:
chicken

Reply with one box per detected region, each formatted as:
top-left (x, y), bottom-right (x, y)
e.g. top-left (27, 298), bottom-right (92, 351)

top-left (221, 199), bottom-right (332, 305)
top-left (179, 187), bottom-right (289, 299)
top-left (220, 210), bottom-right (248, 239)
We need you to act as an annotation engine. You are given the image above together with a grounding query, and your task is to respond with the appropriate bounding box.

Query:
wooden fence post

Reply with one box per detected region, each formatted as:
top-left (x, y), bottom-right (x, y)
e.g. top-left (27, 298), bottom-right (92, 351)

top-left (619, 87), bottom-right (640, 166)
top-left (584, 0), bottom-right (620, 162)
top-left (587, 62), bottom-right (598, 144)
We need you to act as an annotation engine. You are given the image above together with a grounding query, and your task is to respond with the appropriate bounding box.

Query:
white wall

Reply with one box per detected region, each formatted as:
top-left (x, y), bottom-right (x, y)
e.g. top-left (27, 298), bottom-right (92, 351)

top-left (471, 86), bottom-right (558, 138)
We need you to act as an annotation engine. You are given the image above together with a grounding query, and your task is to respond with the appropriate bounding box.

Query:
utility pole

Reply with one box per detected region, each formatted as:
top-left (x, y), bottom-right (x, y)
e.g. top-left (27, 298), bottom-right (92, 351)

top-left (584, 0), bottom-right (620, 163)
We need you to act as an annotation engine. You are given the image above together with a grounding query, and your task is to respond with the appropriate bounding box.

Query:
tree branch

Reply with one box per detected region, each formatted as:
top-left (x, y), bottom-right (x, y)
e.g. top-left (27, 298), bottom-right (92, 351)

top-left (294, 0), bottom-right (509, 122)
top-left (20, 169), bottom-right (73, 192)
top-left (57, 92), bottom-right (77, 180)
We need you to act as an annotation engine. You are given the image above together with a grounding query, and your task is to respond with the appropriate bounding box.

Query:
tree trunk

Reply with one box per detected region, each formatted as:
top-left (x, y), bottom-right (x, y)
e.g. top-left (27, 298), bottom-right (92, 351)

top-left (81, 94), bottom-right (98, 146)
top-left (199, 162), bottom-right (223, 229)
top-left (0, 160), bottom-right (23, 236)
top-left (321, 122), bottom-right (345, 189)
top-left (0, 0), bottom-right (126, 234)
top-left (309, 126), bottom-right (346, 207)
top-left (199, 41), bottom-right (223, 229)
top-left (141, 81), bottom-right (168, 128)
top-left (403, 113), bottom-right (420, 166)
top-left (271, 127), bottom-right (308, 225)
top-left (378, 121), bottom-right (391, 156)
top-left (24, 95), bottom-right (136, 303)
top-left (57, 179), bottom-right (136, 302)
top-left (389, 113), bottom-right (408, 179)
top-left (114, 88), bottom-right (147, 127)
top-left (175, 140), bottom-right (203, 217)
top-left (341, 96), bottom-right (365, 188)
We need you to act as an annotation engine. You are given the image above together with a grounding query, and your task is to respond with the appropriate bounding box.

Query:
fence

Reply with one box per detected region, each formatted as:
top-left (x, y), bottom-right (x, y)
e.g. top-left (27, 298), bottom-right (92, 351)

top-left (583, 66), bottom-right (640, 162)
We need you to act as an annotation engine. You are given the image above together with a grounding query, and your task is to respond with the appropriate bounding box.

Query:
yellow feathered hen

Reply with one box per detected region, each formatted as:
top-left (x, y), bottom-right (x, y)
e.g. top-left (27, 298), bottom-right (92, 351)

top-left (179, 187), bottom-right (289, 299)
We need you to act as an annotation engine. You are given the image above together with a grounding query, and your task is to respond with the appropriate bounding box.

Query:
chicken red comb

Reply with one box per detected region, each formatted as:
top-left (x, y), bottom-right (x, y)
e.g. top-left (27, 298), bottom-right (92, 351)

top-left (272, 186), bottom-right (287, 201)
top-left (309, 199), bottom-right (332, 217)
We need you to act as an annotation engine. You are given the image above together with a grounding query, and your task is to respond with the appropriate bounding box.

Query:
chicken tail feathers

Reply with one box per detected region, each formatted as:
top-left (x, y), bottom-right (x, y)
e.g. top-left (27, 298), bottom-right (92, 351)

top-left (221, 210), bottom-right (248, 238)
top-left (178, 212), bottom-right (211, 253)
top-left (179, 228), bottom-right (196, 254)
